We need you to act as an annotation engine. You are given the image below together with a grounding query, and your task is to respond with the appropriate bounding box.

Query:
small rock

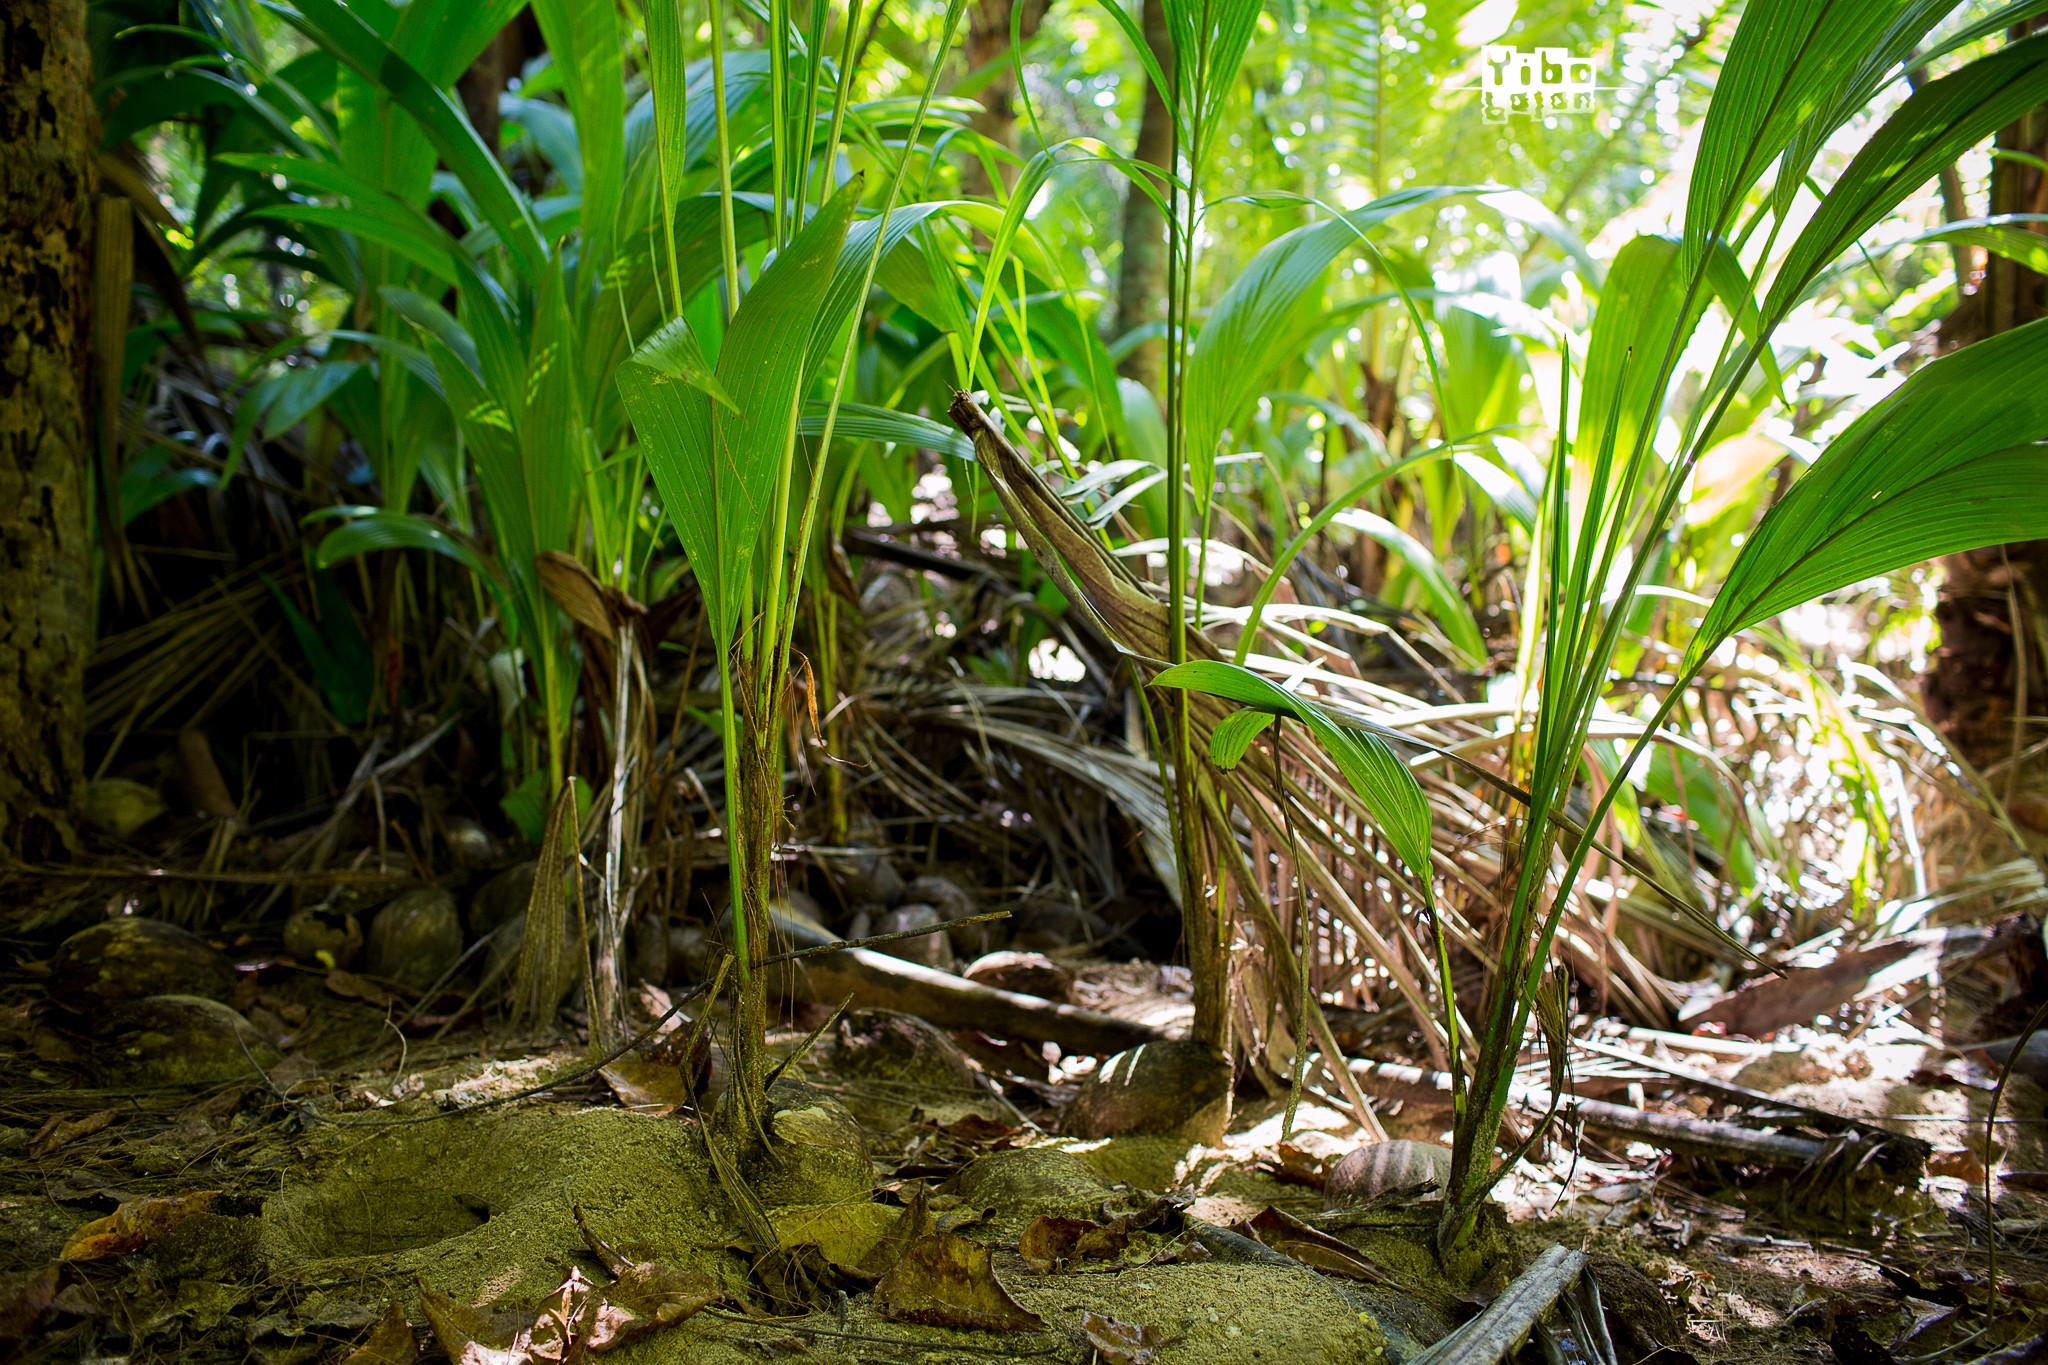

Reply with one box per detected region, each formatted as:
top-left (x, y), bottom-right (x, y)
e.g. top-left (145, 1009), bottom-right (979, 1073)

top-left (874, 904), bottom-right (954, 970)
top-left (50, 917), bottom-right (235, 1016)
top-left (469, 862), bottom-right (537, 937)
top-left (629, 909), bottom-right (669, 985)
top-left (667, 923), bottom-right (715, 983)
top-left (949, 1148), bottom-right (1115, 1233)
top-left (1322, 1140), bottom-right (1453, 1208)
top-left (905, 875), bottom-right (1004, 958)
top-left (282, 904), bottom-right (361, 969)
top-left (443, 817), bottom-right (498, 869)
top-left (483, 911), bottom-right (584, 1011)
top-left (365, 888), bottom-right (464, 990)
top-left (80, 778), bottom-right (166, 838)
top-left (963, 951), bottom-right (1074, 1001)
top-left (747, 1078), bottom-right (874, 1207)
top-left (1063, 1040), bottom-right (1231, 1141)
top-left (1586, 1254), bottom-right (1688, 1357)
top-left (829, 849), bottom-right (905, 909)
top-left (1010, 898), bottom-right (1108, 953)
top-left (845, 904), bottom-right (878, 941)
top-left (99, 995), bottom-right (283, 1086)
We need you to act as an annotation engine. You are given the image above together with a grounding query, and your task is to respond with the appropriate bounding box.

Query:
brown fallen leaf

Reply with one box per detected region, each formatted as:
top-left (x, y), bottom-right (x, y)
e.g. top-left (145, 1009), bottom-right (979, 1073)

top-left (326, 969), bottom-right (398, 1006)
top-left (585, 1261), bottom-right (720, 1351)
top-left (1928, 1147), bottom-right (1990, 1183)
top-left (1019, 1216), bottom-right (1130, 1272)
top-left (1077, 1310), bottom-right (1165, 1365)
top-left (1230, 1207), bottom-right (1405, 1289)
top-left (599, 1057), bottom-right (690, 1115)
top-left (573, 1206), bottom-right (723, 1350)
top-left (876, 1233), bottom-right (1046, 1333)
top-left (343, 1301), bottom-right (421, 1364)
top-left (419, 1285), bottom-right (533, 1365)
top-left (1264, 1141), bottom-right (1329, 1190)
top-left (30, 1109), bottom-right (118, 1158)
top-left (59, 1191), bottom-right (216, 1261)
top-left (0, 1265), bottom-right (65, 1344)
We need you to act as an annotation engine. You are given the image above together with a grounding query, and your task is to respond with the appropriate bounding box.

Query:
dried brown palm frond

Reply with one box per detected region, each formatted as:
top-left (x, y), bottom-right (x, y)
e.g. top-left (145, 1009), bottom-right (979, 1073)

top-left (943, 392), bottom-right (1709, 1089)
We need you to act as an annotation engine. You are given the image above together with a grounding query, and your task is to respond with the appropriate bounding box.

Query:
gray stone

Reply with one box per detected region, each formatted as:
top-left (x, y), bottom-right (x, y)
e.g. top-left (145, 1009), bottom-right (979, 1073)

top-left (443, 817), bottom-right (498, 870)
top-left (1322, 1140), bottom-right (1454, 1208)
top-left (873, 904), bottom-right (954, 970)
top-left (1009, 898), bottom-right (1108, 953)
top-left (904, 875), bottom-right (1005, 958)
top-left (468, 862), bottom-right (536, 937)
top-left (1063, 1040), bottom-right (1231, 1140)
top-left (50, 917), bottom-right (235, 1016)
top-left (963, 951), bottom-right (1074, 1002)
top-left (829, 850), bottom-right (905, 909)
top-left (365, 888), bottom-right (464, 990)
top-left (99, 995), bottom-right (282, 1086)
top-left (747, 1078), bottom-right (873, 1208)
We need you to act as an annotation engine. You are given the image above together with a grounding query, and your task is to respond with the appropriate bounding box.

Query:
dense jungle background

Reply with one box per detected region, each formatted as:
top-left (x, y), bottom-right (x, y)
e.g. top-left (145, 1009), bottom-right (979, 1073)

top-left (7, 0), bottom-right (2048, 1361)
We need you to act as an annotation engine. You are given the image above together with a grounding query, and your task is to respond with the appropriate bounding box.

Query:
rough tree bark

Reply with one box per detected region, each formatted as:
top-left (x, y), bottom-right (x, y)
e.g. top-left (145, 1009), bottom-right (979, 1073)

top-left (1923, 69), bottom-right (2048, 781)
top-left (0, 0), bottom-right (95, 856)
top-left (1112, 0), bottom-right (1172, 392)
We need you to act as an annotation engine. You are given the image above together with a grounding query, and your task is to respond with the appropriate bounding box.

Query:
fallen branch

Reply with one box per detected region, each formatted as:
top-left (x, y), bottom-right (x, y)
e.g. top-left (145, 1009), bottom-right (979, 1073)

top-left (1574, 1036), bottom-right (1929, 1175)
top-left (1410, 1245), bottom-right (1591, 1365)
top-left (762, 903), bottom-right (1169, 1055)
top-left (1346, 1057), bottom-right (1874, 1170)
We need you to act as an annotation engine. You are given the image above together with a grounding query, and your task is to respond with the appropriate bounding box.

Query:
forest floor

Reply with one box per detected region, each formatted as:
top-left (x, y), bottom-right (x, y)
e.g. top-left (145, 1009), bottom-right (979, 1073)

top-left (5, 913), bottom-right (2048, 1364)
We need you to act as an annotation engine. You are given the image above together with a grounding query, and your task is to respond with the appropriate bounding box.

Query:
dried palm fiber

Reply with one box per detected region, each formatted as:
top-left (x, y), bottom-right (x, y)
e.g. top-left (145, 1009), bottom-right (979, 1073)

top-left (947, 393), bottom-right (1470, 1074)
top-left (944, 395), bottom-right (1722, 1087)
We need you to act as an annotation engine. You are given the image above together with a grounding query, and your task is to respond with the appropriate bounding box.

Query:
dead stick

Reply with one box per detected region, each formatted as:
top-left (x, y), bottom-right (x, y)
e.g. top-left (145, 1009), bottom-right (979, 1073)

top-left (1412, 1244), bottom-right (1587, 1365)
top-left (1346, 1057), bottom-right (1835, 1167)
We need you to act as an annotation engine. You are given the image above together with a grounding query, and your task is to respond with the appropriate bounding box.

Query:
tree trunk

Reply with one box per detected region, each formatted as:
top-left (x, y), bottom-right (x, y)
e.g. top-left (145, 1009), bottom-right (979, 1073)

top-left (0, 0), bottom-right (95, 856)
top-left (1113, 0), bottom-right (1172, 391)
top-left (961, 0), bottom-right (1048, 197)
top-left (1924, 76), bottom-right (2048, 778)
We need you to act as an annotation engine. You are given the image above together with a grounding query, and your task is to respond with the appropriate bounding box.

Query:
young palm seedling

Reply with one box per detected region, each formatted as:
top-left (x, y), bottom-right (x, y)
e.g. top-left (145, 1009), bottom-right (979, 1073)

top-left (1163, 0), bottom-right (2048, 1274)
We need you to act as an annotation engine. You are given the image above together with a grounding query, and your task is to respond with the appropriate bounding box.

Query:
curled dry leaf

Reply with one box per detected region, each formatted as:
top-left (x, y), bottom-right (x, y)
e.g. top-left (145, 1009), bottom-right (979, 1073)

top-left (1927, 1147), bottom-right (1989, 1183)
top-left (1264, 1141), bottom-right (1329, 1189)
top-left (30, 1109), bottom-right (119, 1158)
top-left (419, 1285), bottom-right (532, 1365)
top-left (1230, 1207), bottom-right (1415, 1292)
top-left (599, 1057), bottom-right (691, 1115)
top-left (1019, 1215), bottom-right (1131, 1272)
top-left (59, 1191), bottom-right (216, 1261)
top-left (875, 1233), bottom-right (1046, 1333)
top-left (343, 1301), bottom-right (420, 1365)
top-left (325, 969), bottom-right (398, 1006)
top-left (584, 1260), bottom-right (721, 1351)
top-left (1077, 1310), bottom-right (1166, 1365)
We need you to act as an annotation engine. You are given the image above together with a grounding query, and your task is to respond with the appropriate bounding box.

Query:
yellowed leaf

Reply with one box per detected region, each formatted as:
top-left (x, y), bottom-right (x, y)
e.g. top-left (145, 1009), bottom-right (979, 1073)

top-left (60, 1191), bottom-right (215, 1261)
top-left (876, 1233), bottom-right (1045, 1333)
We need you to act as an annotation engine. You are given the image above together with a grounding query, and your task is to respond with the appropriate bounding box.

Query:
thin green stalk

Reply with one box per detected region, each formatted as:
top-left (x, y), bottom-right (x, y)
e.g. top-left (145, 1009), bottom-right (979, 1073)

top-left (770, 0), bottom-right (789, 249)
top-left (773, 0), bottom-right (968, 669)
top-left (710, 0), bottom-right (741, 315)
